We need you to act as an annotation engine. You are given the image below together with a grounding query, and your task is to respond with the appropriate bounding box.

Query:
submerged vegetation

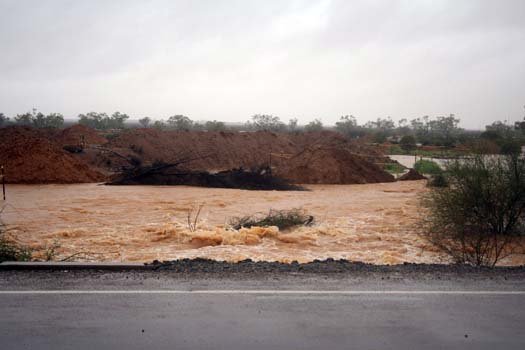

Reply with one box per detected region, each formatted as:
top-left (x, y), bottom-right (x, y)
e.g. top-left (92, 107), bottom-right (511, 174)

top-left (414, 159), bottom-right (442, 175)
top-left (108, 163), bottom-right (305, 191)
top-left (0, 210), bottom-right (31, 262)
top-left (229, 209), bottom-right (314, 231)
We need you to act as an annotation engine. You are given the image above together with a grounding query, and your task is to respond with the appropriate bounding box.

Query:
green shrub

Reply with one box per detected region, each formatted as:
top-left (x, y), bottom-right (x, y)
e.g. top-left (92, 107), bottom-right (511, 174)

top-left (0, 236), bottom-right (32, 262)
top-left (427, 173), bottom-right (448, 187)
top-left (400, 135), bottom-right (417, 151)
top-left (383, 162), bottom-right (405, 175)
top-left (422, 154), bottom-right (525, 266)
top-left (387, 145), bottom-right (404, 155)
top-left (414, 159), bottom-right (442, 175)
top-left (499, 140), bottom-right (521, 156)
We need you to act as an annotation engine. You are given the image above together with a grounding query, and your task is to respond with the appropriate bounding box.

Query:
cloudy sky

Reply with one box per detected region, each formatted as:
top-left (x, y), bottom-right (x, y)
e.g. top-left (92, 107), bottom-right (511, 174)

top-left (0, 0), bottom-right (524, 129)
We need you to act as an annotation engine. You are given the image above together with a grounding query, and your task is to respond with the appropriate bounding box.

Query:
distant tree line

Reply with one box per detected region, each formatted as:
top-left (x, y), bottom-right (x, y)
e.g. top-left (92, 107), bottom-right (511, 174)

top-left (2, 107), bottom-right (525, 151)
top-left (0, 109), bottom-right (64, 129)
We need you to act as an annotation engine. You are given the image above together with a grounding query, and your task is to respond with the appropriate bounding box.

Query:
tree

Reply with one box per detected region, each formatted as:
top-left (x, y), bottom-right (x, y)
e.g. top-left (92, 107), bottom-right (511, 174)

top-left (288, 118), bottom-right (298, 132)
top-left (335, 115), bottom-right (361, 138)
top-left (109, 111), bottom-right (129, 129)
top-left (364, 117), bottom-right (395, 131)
top-left (486, 120), bottom-right (513, 138)
top-left (397, 118), bottom-right (411, 135)
top-left (44, 113), bottom-right (64, 128)
top-left (153, 120), bottom-right (167, 130)
top-left (32, 111), bottom-right (47, 128)
top-left (192, 122), bottom-right (204, 131)
top-left (411, 116), bottom-right (431, 144)
top-left (14, 112), bottom-right (33, 126)
top-left (204, 120), bottom-right (226, 131)
top-left (400, 135), bottom-right (416, 151)
top-left (304, 119), bottom-right (323, 132)
top-left (78, 111), bottom-right (128, 129)
top-left (167, 115), bottom-right (193, 130)
top-left (422, 154), bottom-right (525, 266)
top-left (428, 114), bottom-right (461, 146)
top-left (480, 130), bottom-right (502, 142)
top-left (514, 106), bottom-right (525, 133)
top-left (0, 113), bottom-right (10, 127)
top-left (78, 112), bottom-right (108, 129)
top-left (246, 114), bottom-right (285, 132)
top-left (139, 117), bottom-right (151, 128)
top-left (500, 140), bottom-right (521, 156)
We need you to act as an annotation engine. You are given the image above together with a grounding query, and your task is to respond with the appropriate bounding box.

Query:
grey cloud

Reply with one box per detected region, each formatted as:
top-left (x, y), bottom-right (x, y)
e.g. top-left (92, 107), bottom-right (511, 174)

top-left (0, 0), bottom-right (524, 129)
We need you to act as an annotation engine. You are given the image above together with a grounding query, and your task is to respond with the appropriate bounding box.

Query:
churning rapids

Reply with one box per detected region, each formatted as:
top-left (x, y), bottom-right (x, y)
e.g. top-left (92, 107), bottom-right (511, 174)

top-left (3, 181), bottom-right (523, 265)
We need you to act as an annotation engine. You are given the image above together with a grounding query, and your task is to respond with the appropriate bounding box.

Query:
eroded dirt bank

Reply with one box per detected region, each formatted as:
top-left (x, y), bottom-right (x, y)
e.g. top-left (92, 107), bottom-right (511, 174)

top-left (0, 126), bottom-right (395, 184)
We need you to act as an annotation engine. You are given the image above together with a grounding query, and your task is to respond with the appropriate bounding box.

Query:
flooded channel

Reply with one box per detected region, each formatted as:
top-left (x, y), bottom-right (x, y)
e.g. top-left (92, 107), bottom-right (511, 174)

top-left (0, 181), bottom-right (464, 264)
top-left (3, 181), bottom-right (452, 264)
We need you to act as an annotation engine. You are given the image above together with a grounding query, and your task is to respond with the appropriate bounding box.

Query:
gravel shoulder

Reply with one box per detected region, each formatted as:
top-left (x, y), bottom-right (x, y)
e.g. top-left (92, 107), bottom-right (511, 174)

top-left (1, 259), bottom-right (524, 291)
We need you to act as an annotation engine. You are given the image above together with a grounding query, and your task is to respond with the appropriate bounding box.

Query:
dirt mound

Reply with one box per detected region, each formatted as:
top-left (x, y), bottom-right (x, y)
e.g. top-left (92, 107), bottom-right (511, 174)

top-left (53, 124), bottom-right (107, 147)
top-left (104, 129), bottom-right (300, 171)
top-left (0, 126), bottom-right (105, 184)
top-left (0, 126), bottom-right (394, 185)
top-left (399, 168), bottom-right (427, 181)
top-left (275, 147), bottom-right (395, 184)
top-left (103, 129), bottom-right (394, 185)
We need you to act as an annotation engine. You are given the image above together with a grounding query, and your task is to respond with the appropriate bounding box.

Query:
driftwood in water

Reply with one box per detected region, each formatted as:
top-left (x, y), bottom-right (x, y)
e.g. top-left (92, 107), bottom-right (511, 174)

top-left (107, 163), bottom-right (305, 191)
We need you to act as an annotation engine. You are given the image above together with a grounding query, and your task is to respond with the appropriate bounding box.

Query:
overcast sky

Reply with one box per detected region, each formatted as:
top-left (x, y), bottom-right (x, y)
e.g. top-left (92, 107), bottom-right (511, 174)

top-left (0, 0), bottom-right (524, 129)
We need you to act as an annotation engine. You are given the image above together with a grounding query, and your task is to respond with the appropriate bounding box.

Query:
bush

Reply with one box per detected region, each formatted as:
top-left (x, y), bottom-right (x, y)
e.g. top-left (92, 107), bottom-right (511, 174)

top-left (422, 154), bottom-right (525, 266)
top-left (229, 209), bottom-right (313, 230)
top-left (0, 236), bottom-right (32, 262)
top-left (304, 119), bottom-right (324, 132)
top-left (383, 162), bottom-right (405, 175)
top-left (414, 159), bottom-right (442, 175)
top-left (427, 173), bottom-right (448, 187)
top-left (400, 135), bottom-right (417, 151)
top-left (499, 140), bottom-right (521, 156)
top-left (0, 207), bottom-right (32, 262)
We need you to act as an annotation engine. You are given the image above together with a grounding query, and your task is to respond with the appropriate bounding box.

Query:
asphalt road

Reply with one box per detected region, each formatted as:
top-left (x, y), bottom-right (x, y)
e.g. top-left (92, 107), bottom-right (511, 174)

top-left (1, 269), bottom-right (524, 350)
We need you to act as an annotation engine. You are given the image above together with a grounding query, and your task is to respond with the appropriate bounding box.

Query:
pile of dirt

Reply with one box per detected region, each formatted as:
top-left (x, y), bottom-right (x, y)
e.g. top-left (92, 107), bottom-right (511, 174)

top-left (0, 127), bottom-right (105, 184)
top-left (103, 129), bottom-right (395, 185)
top-left (398, 168), bottom-right (427, 181)
top-left (0, 125), bottom-right (396, 185)
top-left (53, 124), bottom-right (107, 147)
top-left (102, 129), bottom-right (299, 171)
top-left (275, 146), bottom-right (395, 184)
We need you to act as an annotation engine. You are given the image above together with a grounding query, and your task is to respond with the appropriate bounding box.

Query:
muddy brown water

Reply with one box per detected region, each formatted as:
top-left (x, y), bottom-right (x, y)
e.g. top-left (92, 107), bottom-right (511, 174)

top-left (2, 181), bottom-right (522, 265)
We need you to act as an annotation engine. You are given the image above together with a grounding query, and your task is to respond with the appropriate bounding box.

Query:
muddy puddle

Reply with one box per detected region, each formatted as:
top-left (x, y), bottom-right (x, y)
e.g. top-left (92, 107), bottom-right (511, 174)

top-left (3, 181), bottom-right (519, 265)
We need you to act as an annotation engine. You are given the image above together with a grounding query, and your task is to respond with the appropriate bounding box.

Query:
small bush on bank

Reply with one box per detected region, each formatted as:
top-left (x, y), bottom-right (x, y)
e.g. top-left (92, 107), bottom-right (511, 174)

top-left (383, 162), bottom-right (405, 175)
top-left (427, 172), bottom-right (449, 187)
top-left (229, 209), bottom-right (314, 230)
top-left (0, 236), bottom-right (32, 262)
top-left (422, 154), bottom-right (525, 266)
top-left (414, 159), bottom-right (442, 175)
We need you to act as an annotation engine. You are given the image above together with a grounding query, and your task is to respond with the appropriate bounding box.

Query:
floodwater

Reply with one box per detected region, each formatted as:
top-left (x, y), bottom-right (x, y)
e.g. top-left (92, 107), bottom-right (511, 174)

top-left (2, 181), bottom-right (455, 264)
top-left (4, 179), bottom-right (523, 265)
top-left (389, 155), bottom-right (447, 169)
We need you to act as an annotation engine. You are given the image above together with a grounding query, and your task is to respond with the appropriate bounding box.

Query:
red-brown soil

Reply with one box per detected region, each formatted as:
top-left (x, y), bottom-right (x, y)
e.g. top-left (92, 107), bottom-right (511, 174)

top-left (0, 126), bottom-right (105, 183)
top-left (398, 168), bottom-right (427, 181)
top-left (52, 124), bottom-right (107, 147)
top-left (0, 126), bottom-right (395, 184)
top-left (275, 146), bottom-right (395, 184)
top-left (104, 129), bottom-right (395, 184)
